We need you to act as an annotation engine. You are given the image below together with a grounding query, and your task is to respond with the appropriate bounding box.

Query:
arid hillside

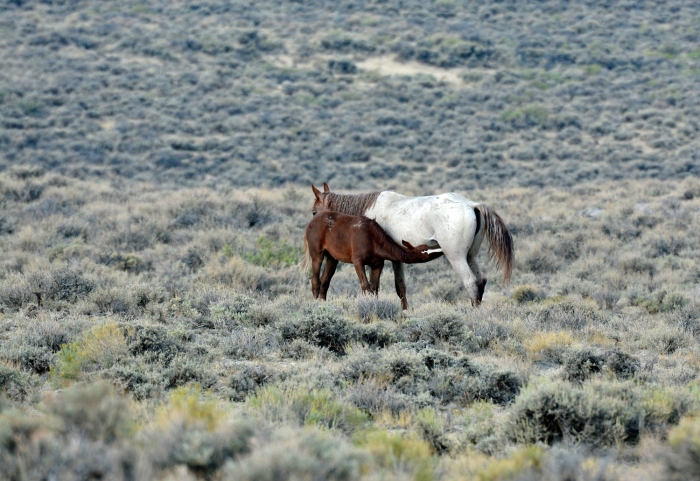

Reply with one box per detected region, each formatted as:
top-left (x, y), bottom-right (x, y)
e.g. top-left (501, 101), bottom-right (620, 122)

top-left (1, 0), bottom-right (700, 190)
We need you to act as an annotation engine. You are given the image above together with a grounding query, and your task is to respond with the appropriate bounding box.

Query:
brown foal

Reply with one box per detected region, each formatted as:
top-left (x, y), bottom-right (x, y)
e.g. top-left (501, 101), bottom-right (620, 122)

top-left (302, 211), bottom-right (443, 300)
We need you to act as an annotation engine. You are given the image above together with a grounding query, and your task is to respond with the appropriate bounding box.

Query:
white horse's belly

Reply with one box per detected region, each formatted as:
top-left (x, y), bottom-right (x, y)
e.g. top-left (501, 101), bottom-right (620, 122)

top-left (365, 192), bottom-right (476, 249)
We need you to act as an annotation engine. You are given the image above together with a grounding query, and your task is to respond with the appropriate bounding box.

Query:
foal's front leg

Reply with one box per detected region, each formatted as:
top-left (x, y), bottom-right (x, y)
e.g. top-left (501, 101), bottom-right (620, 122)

top-left (369, 265), bottom-right (383, 296)
top-left (391, 261), bottom-right (409, 310)
top-left (353, 261), bottom-right (372, 294)
top-left (319, 254), bottom-right (339, 300)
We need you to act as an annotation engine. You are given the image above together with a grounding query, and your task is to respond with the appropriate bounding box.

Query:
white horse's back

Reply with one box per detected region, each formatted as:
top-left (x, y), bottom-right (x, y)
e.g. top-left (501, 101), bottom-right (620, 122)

top-left (365, 192), bottom-right (479, 247)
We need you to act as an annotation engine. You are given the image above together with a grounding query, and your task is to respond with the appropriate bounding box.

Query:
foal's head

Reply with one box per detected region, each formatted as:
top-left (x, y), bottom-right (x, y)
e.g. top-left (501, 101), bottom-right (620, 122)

top-left (311, 183), bottom-right (331, 216)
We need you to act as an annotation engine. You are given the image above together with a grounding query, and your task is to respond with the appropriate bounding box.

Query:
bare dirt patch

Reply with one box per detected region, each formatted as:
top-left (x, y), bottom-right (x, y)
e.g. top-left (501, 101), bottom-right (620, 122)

top-left (357, 55), bottom-right (495, 87)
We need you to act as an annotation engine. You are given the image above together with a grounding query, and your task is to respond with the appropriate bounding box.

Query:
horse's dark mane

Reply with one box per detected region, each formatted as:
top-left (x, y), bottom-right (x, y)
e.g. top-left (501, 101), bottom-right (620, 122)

top-left (326, 192), bottom-right (381, 216)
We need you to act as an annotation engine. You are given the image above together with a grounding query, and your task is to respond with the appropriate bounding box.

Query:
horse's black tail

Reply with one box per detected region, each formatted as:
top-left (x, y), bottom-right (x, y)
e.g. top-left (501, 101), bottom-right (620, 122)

top-left (474, 204), bottom-right (514, 286)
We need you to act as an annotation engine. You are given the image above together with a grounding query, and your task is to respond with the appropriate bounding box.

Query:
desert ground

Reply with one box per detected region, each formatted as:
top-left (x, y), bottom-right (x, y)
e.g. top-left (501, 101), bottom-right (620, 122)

top-left (1, 0), bottom-right (700, 480)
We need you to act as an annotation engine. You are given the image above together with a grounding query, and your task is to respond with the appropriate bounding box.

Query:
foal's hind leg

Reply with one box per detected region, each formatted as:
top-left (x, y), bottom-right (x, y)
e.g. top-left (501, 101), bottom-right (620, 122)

top-left (311, 254), bottom-right (324, 299)
top-left (319, 254), bottom-right (338, 300)
top-left (391, 261), bottom-right (409, 310)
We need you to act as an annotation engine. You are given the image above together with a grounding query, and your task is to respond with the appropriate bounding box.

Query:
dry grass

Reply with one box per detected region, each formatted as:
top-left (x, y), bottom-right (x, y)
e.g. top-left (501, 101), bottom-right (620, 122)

top-left (1, 172), bottom-right (700, 479)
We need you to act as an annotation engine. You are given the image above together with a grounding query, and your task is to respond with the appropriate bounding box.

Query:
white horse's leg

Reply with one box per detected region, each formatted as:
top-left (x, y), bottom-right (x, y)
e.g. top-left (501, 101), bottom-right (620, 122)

top-left (441, 244), bottom-right (479, 305)
top-left (436, 209), bottom-right (481, 305)
top-left (467, 227), bottom-right (486, 304)
top-left (467, 255), bottom-right (487, 305)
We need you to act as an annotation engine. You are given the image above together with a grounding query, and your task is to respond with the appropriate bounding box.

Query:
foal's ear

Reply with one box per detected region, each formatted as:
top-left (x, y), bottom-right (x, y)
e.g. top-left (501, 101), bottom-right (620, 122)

top-left (311, 184), bottom-right (322, 200)
top-left (323, 182), bottom-right (330, 193)
top-left (402, 240), bottom-right (415, 249)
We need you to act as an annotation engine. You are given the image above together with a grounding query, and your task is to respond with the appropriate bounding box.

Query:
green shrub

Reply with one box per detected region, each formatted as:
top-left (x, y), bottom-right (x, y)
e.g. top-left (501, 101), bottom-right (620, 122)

top-left (503, 381), bottom-right (628, 447)
top-left (52, 343), bottom-right (83, 381)
top-left (345, 377), bottom-right (406, 416)
top-left (641, 325), bottom-right (693, 354)
top-left (280, 306), bottom-right (359, 355)
top-left (79, 323), bottom-right (129, 368)
top-left (244, 303), bottom-right (281, 328)
top-left (584, 64), bottom-right (603, 75)
top-left (532, 300), bottom-right (600, 331)
top-left (225, 327), bottom-right (281, 360)
top-left (503, 381), bottom-right (697, 448)
top-left (356, 296), bottom-right (401, 323)
top-left (663, 416), bottom-right (700, 481)
top-left (472, 445), bottom-right (546, 481)
top-left (0, 267), bottom-right (94, 311)
top-left (459, 367), bottom-right (523, 406)
top-left (247, 386), bottom-right (369, 435)
top-left (501, 105), bottom-right (549, 128)
top-left (243, 235), bottom-right (300, 267)
top-left (228, 362), bottom-right (278, 401)
top-left (3, 345), bottom-right (54, 375)
top-left (147, 386), bottom-right (255, 475)
top-left (415, 408), bottom-right (451, 455)
top-left (98, 252), bottom-right (152, 274)
top-left (563, 349), bottom-right (604, 383)
top-left (459, 401), bottom-right (497, 449)
top-left (603, 350), bottom-right (638, 379)
top-left (384, 346), bottom-right (429, 383)
top-left (360, 322), bottom-right (401, 348)
top-left (125, 324), bottom-right (180, 364)
top-left (45, 382), bottom-right (133, 443)
top-left (90, 286), bottom-right (137, 315)
top-left (563, 349), bottom-right (639, 383)
top-left (513, 285), bottom-right (541, 304)
top-left (164, 356), bottom-right (217, 389)
top-left (636, 291), bottom-right (689, 314)
top-left (18, 98), bottom-right (44, 117)
top-left (282, 339), bottom-right (327, 360)
top-left (402, 304), bottom-right (472, 346)
top-left (148, 419), bottom-right (255, 475)
top-left (223, 428), bottom-right (368, 481)
top-left (107, 362), bottom-right (162, 400)
top-left (209, 293), bottom-right (255, 327)
top-left (359, 430), bottom-right (434, 481)
top-left (0, 365), bottom-right (30, 402)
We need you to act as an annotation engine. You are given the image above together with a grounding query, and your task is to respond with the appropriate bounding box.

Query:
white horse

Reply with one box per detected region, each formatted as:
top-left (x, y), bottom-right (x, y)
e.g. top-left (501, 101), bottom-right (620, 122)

top-left (311, 183), bottom-right (513, 309)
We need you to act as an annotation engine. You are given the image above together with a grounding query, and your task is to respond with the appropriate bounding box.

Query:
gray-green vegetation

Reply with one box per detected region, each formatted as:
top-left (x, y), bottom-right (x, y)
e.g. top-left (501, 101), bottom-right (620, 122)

top-left (2, 0), bottom-right (700, 480)
top-left (1, 0), bottom-right (699, 190)
top-left (1, 170), bottom-right (699, 480)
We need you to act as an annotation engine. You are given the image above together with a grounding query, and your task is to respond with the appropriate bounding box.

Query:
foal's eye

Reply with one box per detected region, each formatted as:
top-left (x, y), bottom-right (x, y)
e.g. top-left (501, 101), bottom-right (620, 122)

top-left (312, 211), bottom-right (317, 216)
